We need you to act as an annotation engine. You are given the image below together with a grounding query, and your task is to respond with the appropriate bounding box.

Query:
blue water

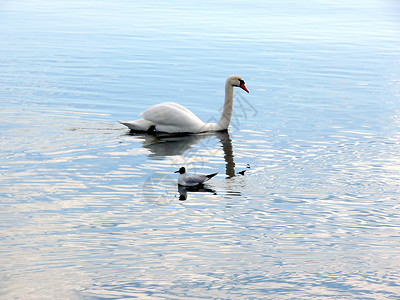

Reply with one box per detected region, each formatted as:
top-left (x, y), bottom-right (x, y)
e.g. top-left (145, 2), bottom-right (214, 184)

top-left (1, 0), bottom-right (400, 298)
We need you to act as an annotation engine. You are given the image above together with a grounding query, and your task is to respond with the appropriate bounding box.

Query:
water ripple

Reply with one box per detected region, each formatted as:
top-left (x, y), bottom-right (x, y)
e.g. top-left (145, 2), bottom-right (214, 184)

top-left (1, 0), bottom-right (400, 298)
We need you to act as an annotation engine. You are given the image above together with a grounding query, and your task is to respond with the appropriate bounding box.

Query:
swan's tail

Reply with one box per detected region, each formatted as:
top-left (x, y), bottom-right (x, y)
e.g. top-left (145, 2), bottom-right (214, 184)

top-left (118, 119), bottom-right (154, 131)
top-left (118, 120), bottom-right (129, 126)
top-left (118, 120), bottom-right (136, 130)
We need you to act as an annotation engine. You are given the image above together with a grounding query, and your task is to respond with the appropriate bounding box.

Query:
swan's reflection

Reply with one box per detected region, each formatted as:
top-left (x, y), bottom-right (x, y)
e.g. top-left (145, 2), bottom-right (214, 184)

top-left (129, 132), bottom-right (209, 158)
top-left (178, 185), bottom-right (217, 201)
top-left (129, 130), bottom-right (236, 177)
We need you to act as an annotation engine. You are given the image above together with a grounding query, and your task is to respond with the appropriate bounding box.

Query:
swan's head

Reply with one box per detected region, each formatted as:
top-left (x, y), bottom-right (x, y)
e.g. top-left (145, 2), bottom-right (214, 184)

top-left (174, 167), bottom-right (186, 174)
top-left (228, 75), bottom-right (249, 93)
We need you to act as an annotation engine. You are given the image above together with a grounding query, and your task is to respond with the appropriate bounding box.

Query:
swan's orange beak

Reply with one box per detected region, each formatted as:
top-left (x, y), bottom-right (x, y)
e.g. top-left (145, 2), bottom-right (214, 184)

top-left (240, 82), bottom-right (249, 93)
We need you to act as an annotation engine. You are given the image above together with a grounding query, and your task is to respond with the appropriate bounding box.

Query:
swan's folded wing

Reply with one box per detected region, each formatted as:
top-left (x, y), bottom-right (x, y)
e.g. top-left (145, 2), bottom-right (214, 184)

top-left (156, 102), bottom-right (198, 118)
top-left (140, 102), bottom-right (204, 128)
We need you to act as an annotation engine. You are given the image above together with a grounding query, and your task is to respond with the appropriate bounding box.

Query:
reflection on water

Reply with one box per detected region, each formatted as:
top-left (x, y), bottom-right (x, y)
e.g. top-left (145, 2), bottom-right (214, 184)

top-left (178, 184), bottom-right (217, 201)
top-left (1, 0), bottom-right (400, 298)
top-left (138, 130), bottom-right (235, 202)
top-left (130, 130), bottom-right (237, 176)
top-left (130, 131), bottom-right (224, 158)
top-left (142, 171), bottom-right (176, 205)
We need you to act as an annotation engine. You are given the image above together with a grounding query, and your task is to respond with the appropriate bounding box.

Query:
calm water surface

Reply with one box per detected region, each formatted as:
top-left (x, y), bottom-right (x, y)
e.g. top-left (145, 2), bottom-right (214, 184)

top-left (1, 0), bottom-right (400, 299)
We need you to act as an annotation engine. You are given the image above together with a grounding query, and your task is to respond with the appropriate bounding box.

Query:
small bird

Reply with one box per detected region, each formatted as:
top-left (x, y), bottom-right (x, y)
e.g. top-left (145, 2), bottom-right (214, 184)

top-left (174, 167), bottom-right (217, 186)
top-left (237, 163), bottom-right (251, 176)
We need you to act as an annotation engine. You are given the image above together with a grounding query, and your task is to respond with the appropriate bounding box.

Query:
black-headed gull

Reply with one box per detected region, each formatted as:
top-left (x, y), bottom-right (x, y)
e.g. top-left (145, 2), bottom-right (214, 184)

top-left (174, 167), bottom-right (217, 186)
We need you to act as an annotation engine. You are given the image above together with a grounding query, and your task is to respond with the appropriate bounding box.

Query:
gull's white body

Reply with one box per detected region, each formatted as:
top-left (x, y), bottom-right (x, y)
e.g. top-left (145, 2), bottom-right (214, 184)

top-left (175, 167), bottom-right (217, 187)
top-left (119, 75), bottom-right (249, 133)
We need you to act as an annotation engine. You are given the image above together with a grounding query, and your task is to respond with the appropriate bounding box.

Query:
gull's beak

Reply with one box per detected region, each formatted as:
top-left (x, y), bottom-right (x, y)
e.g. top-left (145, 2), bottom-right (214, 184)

top-left (174, 170), bottom-right (180, 173)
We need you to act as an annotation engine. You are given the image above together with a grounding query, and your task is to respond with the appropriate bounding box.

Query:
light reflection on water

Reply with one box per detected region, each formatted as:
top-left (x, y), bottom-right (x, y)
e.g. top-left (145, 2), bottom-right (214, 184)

top-left (2, 107), bottom-right (400, 298)
top-left (1, 0), bottom-right (400, 298)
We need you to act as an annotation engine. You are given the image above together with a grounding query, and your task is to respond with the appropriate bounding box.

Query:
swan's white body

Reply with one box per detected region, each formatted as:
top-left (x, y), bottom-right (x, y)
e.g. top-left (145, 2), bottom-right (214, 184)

top-left (119, 75), bottom-right (249, 133)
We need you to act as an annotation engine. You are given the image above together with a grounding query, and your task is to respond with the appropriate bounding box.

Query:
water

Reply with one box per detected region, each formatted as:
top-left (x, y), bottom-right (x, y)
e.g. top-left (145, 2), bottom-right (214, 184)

top-left (1, 0), bottom-right (400, 298)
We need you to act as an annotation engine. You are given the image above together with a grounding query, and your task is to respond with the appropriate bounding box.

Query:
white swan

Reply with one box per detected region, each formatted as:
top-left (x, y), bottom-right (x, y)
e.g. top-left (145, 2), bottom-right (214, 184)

top-left (118, 75), bottom-right (249, 133)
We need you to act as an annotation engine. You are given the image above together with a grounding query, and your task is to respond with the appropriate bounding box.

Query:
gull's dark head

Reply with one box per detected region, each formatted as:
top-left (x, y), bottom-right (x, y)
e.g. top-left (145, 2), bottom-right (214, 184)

top-left (174, 167), bottom-right (186, 174)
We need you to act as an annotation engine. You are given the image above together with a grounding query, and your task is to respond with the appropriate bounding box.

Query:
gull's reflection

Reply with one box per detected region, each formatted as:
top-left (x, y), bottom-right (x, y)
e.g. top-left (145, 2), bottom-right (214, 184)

top-left (178, 185), bottom-right (217, 201)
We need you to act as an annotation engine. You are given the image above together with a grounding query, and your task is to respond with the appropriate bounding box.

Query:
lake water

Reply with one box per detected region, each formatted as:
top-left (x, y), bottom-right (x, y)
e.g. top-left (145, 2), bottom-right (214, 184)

top-left (1, 0), bottom-right (400, 299)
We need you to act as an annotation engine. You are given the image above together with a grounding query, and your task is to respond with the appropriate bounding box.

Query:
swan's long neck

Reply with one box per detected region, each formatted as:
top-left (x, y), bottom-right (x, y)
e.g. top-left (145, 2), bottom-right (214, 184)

top-left (215, 80), bottom-right (234, 131)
